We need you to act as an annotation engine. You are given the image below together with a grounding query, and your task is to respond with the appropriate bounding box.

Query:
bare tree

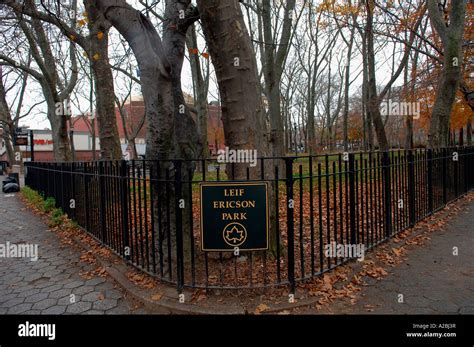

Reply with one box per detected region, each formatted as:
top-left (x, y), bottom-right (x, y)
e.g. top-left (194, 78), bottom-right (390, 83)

top-left (0, 0), bottom-right (78, 161)
top-left (3, 0), bottom-right (123, 159)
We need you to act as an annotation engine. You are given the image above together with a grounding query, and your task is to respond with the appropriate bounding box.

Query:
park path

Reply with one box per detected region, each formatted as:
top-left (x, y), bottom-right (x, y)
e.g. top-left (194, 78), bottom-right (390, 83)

top-left (297, 197), bottom-right (474, 314)
top-left (0, 177), bottom-right (145, 314)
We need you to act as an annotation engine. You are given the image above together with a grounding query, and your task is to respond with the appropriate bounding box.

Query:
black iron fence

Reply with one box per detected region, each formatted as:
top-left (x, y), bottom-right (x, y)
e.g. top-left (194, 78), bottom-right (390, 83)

top-left (25, 146), bottom-right (474, 292)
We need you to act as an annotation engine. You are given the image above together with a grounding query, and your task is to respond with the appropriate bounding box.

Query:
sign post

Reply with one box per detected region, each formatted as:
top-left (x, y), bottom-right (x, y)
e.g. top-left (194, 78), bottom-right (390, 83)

top-left (29, 130), bottom-right (34, 162)
top-left (200, 182), bottom-right (269, 252)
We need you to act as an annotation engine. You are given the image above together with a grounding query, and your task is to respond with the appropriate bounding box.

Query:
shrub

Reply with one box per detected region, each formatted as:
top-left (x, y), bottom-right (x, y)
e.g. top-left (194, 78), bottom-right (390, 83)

top-left (42, 197), bottom-right (56, 213)
top-left (49, 208), bottom-right (64, 227)
top-left (21, 186), bottom-right (65, 227)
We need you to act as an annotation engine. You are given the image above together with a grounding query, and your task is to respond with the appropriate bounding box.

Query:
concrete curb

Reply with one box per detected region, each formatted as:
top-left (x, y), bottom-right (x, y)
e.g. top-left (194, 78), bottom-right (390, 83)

top-left (71, 236), bottom-right (248, 314)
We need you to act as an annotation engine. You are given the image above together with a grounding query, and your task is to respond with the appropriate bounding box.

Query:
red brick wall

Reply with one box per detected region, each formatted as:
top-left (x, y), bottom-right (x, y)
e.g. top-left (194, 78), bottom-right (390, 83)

top-left (31, 151), bottom-right (100, 162)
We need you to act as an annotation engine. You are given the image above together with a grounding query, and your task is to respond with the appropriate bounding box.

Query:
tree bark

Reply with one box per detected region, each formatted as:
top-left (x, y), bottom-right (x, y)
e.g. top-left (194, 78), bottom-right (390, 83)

top-left (343, 29), bottom-right (354, 152)
top-left (186, 24), bottom-right (209, 160)
top-left (97, 0), bottom-right (201, 274)
top-left (86, 1), bottom-right (123, 160)
top-left (0, 67), bottom-right (16, 164)
top-left (162, 0), bottom-right (201, 163)
top-left (197, 0), bottom-right (270, 179)
top-left (427, 0), bottom-right (466, 148)
top-left (261, 0), bottom-right (296, 158)
top-left (365, 0), bottom-right (389, 150)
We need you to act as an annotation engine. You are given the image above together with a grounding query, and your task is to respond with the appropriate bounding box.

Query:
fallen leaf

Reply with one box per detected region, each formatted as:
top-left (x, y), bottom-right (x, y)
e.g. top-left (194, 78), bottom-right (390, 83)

top-left (151, 293), bottom-right (162, 301)
top-left (254, 303), bottom-right (270, 314)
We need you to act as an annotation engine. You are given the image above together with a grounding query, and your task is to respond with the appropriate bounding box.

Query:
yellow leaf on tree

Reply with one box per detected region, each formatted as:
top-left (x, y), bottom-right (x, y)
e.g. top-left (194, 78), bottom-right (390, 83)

top-left (201, 52), bottom-right (209, 59)
top-left (93, 53), bottom-right (100, 61)
top-left (97, 31), bottom-right (104, 40)
top-left (69, 34), bottom-right (76, 41)
top-left (77, 19), bottom-right (86, 27)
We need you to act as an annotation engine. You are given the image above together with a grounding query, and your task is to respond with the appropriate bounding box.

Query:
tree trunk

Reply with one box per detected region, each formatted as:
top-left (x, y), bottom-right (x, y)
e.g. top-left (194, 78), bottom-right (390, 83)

top-left (163, 0), bottom-right (201, 163)
top-left (97, 0), bottom-right (202, 276)
top-left (197, 0), bottom-right (282, 257)
top-left (85, 2), bottom-right (123, 160)
top-left (44, 91), bottom-right (72, 162)
top-left (261, 0), bottom-right (296, 158)
top-left (427, 0), bottom-right (466, 148)
top-left (197, 0), bottom-right (270, 179)
top-left (404, 55), bottom-right (413, 149)
top-left (186, 24), bottom-right (209, 160)
top-left (162, 0), bottom-right (203, 262)
top-left (366, 0), bottom-right (389, 151)
top-left (0, 68), bottom-right (16, 164)
top-left (307, 67), bottom-right (317, 154)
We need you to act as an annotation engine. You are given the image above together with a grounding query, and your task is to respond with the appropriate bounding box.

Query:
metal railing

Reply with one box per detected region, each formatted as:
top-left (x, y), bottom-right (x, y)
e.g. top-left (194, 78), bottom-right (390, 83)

top-left (24, 146), bottom-right (474, 292)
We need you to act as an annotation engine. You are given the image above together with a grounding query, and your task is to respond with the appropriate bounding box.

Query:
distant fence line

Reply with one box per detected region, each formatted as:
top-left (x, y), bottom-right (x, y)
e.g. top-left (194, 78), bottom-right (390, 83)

top-left (25, 146), bottom-right (474, 292)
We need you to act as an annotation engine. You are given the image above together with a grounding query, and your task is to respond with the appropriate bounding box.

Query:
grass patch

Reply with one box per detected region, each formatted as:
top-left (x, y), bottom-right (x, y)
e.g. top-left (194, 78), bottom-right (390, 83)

top-left (21, 186), bottom-right (66, 227)
top-left (49, 208), bottom-right (64, 227)
top-left (21, 186), bottom-right (44, 205)
top-left (43, 197), bottom-right (56, 213)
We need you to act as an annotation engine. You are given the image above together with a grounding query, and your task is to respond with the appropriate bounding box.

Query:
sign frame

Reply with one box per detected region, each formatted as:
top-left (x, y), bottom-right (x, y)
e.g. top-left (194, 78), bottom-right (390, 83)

top-left (199, 181), bottom-right (270, 252)
top-left (14, 135), bottom-right (28, 146)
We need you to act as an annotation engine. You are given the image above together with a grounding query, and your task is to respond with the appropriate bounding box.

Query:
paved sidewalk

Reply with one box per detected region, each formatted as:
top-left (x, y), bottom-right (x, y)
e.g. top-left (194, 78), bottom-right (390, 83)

top-left (300, 199), bottom-right (474, 314)
top-left (0, 183), bottom-right (145, 314)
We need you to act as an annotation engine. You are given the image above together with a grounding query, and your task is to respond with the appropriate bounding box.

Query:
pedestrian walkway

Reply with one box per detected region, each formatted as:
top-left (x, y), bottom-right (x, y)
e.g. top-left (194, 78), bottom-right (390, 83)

top-left (298, 198), bottom-right (474, 314)
top-left (0, 180), bottom-right (145, 314)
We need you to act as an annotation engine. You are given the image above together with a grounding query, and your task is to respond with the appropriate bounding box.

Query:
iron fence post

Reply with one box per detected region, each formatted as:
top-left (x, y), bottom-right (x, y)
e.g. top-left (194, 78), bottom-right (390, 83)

top-left (120, 160), bottom-right (130, 260)
top-left (24, 162), bottom-right (29, 187)
top-left (70, 162), bottom-right (75, 220)
top-left (174, 160), bottom-right (184, 293)
top-left (463, 147), bottom-right (468, 193)
top-left (98, 161), bottom-right (107, 243)
top-left (469, 147), bottom-right (472, 190)
top-left (454, 148), bottom-right (459, 198)
top-left (408, 150), bottom-right (416, 226)
top-left (348, 153), bottom-right (357, 244)
top-left (442, 148), bottom-right (447, 205)
top-left (382, 151), bottom-right (392, 238)
top-left (285, 158), bottom-right (295, 294)
top-left (84, 163), bottom-right (90, 232)
top-left (427, 149), bottom-right (433, 213)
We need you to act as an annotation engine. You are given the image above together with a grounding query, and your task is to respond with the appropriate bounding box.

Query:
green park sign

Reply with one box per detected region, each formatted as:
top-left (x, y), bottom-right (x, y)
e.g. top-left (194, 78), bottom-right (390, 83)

top-left (200, 182), bottom-right (269, 252)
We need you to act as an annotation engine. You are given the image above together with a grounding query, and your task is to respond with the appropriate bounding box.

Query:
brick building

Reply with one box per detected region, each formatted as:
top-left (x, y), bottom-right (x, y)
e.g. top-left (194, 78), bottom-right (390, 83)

top-left (4, 96), bottom-right (225, 162)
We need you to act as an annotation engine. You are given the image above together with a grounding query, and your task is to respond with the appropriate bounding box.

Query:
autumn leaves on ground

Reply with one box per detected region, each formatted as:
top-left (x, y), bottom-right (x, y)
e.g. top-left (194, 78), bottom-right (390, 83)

top-left (20, 184), bottom-right (474, 314)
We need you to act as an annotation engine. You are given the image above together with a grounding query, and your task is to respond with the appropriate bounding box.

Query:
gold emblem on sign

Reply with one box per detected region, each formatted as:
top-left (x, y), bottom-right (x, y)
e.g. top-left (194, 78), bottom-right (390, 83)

top-left (222, 222), bottom-right (247, 247)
